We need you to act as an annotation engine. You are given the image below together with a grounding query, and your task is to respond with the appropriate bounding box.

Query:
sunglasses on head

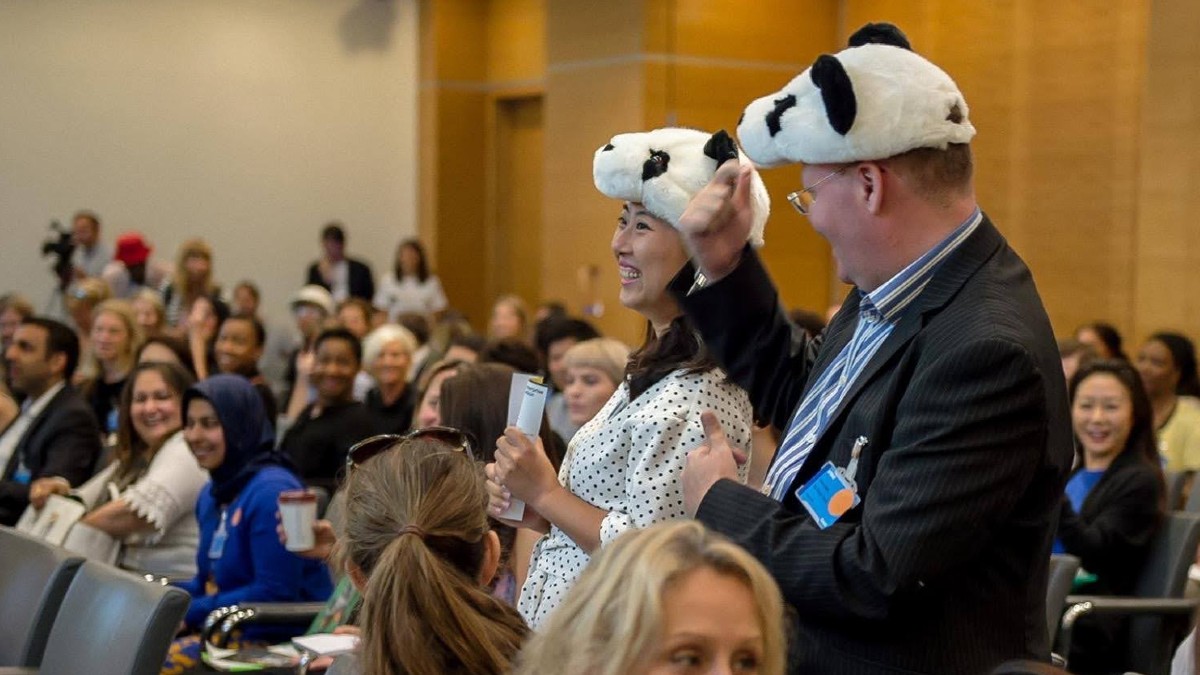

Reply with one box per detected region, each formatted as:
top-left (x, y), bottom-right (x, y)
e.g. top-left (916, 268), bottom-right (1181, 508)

top-left (345, 426), bottom-right (476, 472)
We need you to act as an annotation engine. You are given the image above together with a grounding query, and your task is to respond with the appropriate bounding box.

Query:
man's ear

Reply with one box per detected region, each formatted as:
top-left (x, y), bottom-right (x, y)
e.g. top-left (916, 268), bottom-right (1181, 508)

top-left (47, 350), bottom-right (68, 379)
top-left (478, 530), bottom-right (501, 587)
top-left (857, 162), bottom-right (886, 215)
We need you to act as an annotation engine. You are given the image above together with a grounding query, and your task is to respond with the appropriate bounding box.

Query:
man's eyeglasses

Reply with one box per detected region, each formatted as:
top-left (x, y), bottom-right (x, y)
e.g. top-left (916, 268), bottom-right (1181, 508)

top-left (345, 426), bottom-right (476, 472)
top-left (786, 165), bottom-right (849, 216)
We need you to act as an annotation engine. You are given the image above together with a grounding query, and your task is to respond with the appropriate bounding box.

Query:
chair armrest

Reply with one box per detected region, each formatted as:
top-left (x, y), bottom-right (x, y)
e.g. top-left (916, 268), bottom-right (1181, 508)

top-left (207, 602), bottom-right (327, 646)
top-left (1056, 596), bottom-right (1200, 667)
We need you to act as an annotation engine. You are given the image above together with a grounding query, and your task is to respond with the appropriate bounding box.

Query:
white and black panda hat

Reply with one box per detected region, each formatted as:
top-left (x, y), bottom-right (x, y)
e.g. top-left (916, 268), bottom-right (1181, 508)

top-left (737, 23), bottom-right (976, 167)
top-left (593, 127), bottom-right (770, 247)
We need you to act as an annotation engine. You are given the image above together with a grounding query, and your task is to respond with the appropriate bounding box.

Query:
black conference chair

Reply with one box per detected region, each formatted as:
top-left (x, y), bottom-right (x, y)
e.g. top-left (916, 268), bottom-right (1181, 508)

top-left (1045, 554), bottom-right (1080, 649)
top-left (0, 560), bottom-right (190, 675)
top-left (0, 527), bottom-right (84, 668)
top-left (1058, 512), bottom-right (1200, 675)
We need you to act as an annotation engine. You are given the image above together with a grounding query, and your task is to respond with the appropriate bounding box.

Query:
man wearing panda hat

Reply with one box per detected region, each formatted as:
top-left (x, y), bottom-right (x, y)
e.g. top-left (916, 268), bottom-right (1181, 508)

top-left (675, 24), bottom-right (1074, 674)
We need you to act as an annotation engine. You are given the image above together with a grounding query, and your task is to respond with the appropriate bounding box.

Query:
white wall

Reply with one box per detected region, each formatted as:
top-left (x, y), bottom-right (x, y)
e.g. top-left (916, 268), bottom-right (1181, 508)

top-left (0, 0), bottom-right (419, 324)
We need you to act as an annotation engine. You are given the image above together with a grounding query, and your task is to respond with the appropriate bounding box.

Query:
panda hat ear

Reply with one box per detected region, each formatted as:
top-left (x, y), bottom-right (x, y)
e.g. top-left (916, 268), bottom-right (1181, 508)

top-left (593, 127), bottom-right (771, 247)
top-left (737, 23), bottom-right (974, 167)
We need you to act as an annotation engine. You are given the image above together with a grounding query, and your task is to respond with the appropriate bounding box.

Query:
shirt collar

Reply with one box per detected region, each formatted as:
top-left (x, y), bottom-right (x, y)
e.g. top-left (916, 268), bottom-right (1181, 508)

top-left (861, 208), bottom-right (983, 322)
top-left (22, 381), bottom-right (66, 418)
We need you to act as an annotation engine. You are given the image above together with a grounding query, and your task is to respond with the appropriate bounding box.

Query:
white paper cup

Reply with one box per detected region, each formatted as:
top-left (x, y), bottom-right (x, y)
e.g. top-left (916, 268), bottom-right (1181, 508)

top-left (279, 489), bottom-right (317, 552)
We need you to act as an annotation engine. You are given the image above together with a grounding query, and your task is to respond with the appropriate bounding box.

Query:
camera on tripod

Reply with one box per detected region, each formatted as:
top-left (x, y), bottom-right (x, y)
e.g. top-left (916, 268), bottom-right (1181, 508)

top-left (41, 220), bottom-right (76, 291)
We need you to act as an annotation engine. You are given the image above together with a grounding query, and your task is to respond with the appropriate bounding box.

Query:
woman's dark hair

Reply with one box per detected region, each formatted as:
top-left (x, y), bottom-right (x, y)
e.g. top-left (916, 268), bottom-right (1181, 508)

top-left (339, 438), bottom-right (529, 675)
top-left (395, 238), bottom-right (430, 283)
top-left (1078, 322), bottom-right (1127, 361)
top-left (625, 314), bottom-right (718, 401)
top-left (1069, 358), bottom-right (1165, 508)
top-left (1148, 332), bottom-right (1200, 398)
top-left (134, 334), bottom-right (196, 378)
top-left (113, 361), bottom-right (195, 483)
top-left (479, 338), bottom-right (541, 375)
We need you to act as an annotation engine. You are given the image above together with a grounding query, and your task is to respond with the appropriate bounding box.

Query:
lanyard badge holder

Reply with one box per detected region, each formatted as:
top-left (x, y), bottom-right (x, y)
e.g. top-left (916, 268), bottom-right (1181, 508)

top-left (208, 509), bottom-right (229, 559)
top-left (796, 436), bottom-right (867, 529)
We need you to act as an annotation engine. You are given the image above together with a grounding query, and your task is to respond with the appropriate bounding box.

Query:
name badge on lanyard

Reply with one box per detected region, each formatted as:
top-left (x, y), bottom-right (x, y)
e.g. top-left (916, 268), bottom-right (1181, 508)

top-left (208, 508), bottom-right (229, 559)
top-left (796, 436), bottom-right (867, 529)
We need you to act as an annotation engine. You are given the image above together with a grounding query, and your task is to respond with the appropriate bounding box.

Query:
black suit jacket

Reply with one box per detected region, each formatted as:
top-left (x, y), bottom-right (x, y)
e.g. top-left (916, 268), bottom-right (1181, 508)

top-left (306, 258), bottom-right (375, 301)
top-left (672, 216), bottom-right (1074, 674)
top-left (0, 385), bottom-right (103, 525)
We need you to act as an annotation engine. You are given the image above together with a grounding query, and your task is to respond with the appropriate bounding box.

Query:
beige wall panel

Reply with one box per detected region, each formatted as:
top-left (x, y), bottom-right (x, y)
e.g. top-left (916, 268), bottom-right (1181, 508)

top-left (543, 65), bottom-right (648, 347)
top-left (488, 0), bottom-right (548, 83)
top-left (1134, 0), bottom-right (1200, 342)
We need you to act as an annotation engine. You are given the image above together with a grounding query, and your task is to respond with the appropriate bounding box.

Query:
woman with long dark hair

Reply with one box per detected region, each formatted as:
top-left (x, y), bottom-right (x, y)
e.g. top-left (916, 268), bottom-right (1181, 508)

top-left (373, 238), bottom-right (449, 320)
top-left (1054, 358), bottom-right (1166, 672)
top-left (486, 128), bottom-right (763, 627)
top-left (1135, 331), bottom-right (1200, 475)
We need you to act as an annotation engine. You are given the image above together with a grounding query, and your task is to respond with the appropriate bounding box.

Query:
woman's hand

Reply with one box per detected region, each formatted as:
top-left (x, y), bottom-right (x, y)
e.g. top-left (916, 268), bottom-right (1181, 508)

top-left (491, 427), bottom-right (560, 508)
top-left (484, 463), bottom-right (552, 532)
top-left (276, 516), bottom-right (338, 560)
top-left (295, 350), bottom-right (316, 380)
top-left (28, 477), bottom-right (71, 509)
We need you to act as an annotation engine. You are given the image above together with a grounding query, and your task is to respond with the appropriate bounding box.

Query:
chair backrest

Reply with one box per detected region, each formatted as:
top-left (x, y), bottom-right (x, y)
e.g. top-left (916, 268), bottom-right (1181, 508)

top-left (1167, 470), bottom-right (1192, 511)
top-left (38, 560), bottom-right (190, 675)
top-left (0, 526), bottom-right (84, 667)
top-left (1127, 512), bottom-right (1200, 674)
top-left (1045, 554), bottom-right (1080, 646)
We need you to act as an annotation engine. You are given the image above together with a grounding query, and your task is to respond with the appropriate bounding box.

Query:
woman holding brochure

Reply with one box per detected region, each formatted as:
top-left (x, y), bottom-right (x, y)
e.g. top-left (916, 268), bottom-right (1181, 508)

top-left (486, 127), bottom-right (763, 627)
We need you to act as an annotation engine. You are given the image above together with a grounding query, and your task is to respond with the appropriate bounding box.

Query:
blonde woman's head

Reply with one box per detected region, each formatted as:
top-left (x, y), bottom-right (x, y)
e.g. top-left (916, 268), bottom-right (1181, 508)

top-left (514, 520), bottom-right (786, 675)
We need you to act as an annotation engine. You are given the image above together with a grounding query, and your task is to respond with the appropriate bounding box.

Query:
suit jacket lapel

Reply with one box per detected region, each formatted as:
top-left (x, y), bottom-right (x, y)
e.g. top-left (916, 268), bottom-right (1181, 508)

top-left (792, 216), bottom-right (1006, 481)
top-left (11, 387), bottom-right (67, 471)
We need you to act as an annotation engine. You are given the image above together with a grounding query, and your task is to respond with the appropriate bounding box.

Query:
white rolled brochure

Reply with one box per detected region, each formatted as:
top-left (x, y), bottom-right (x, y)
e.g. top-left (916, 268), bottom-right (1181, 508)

top-left (499, 374), bottom-right (550, 521)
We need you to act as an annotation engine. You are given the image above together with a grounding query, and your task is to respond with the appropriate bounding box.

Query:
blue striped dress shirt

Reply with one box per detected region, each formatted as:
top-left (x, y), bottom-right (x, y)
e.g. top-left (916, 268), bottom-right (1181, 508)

top-left (764, 208), bottom-right (984, 501)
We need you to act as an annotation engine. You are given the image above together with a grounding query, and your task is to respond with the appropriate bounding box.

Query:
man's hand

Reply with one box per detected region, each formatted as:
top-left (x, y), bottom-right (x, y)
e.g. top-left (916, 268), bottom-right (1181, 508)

top-left (683, 411), bottom-right (747, 517)
top-left (676, 159), bottom-right (757, 283)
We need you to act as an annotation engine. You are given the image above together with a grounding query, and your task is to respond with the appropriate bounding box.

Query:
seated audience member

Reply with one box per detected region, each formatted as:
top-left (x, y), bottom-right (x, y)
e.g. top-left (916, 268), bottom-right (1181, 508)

top-left (306, 222), bottom-right (375, 303)
top-left (445, 332), bottom-right (485, 364)
top-left (513, 521), bottom-right (785, 675)
top-left (373, 238), bottom-right (449, 320)
top-left (162, 237), bottom-right (218, 329)
top-left (29, 362), bottom-right (205, 576)
top-left (230, 280), bottom-right (261, 318)
top-left (136, 334), bottom-right (196, 377)
top-left (279, 328), bottom-right (377, 492)
top-left (1075, 321), bottom-right (1128, 361)
top-left (0, 318), bottom-right (103, 525)
top-left (336, 298), bottom-right (373, 341)
top-left (395, 311), bottom-right (432, 383)
top-left (1059, 337), bottom-right (1097, 384)
top-left (0, 294), bottom-right (35, 405)
top-left (165, 375), bottom-right (332, 670)
top-left (103, 231), bottom-right (169, 299)
top-left (534, 317), bottom-right (601, 440)
top-left (66, 277), bottom-right (111, 375)
top-left (534, 301), bottom-right (567, 324)
top-left (1135, 332), bottom-right (1200, 476)
top-left (439, 362), bottom-right (566, 601)
top-left (361, 324), bottom-right (419, 434)
top-left (132, 288), bottom-right (167, 338)
top-left (283, 284), bottom-right (335, 421)
top-left (81, 299), bottom-right (142, 438)
top-left (184, 294), bottom-right (229, 380)
top-left (68, 210), bottom-right (112, 282)
top-left (329, 435), bottom-right (528, 675)
top-left (1054, 358), bottom-right (1166, 672)
top-left (561, 338), bottom-right (630, 432)
top-left (488, 294), bottom-right (529, 342)
top-left (215, 314), bottom-right (277, 426)
top-left (415, 359), bottom-right (467, 428)
top-left (480, 337), bottom-right (542, 375)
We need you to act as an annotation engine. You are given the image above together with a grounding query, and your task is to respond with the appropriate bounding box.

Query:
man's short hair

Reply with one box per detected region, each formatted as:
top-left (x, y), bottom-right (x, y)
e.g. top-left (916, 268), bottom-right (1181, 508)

top-left (885, 143), bottom-right (973, 207)
top-left (72, 210), bottom-right (101, 230)
top-left (22, 317), bottom-right (81, 381)
top-left (314, 326), bottom-right (361, 365)
top-left (535, 317), bottom-right (601, 357)
top-left (321, 222), bottom-right (346, 244)
top-left (234, 280), bottom-right (261, 303)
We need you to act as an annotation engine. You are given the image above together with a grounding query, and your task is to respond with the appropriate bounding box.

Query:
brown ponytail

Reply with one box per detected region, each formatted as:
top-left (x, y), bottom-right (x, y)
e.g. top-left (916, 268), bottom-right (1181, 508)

top-left (340, 438), bottom-right (528, 674)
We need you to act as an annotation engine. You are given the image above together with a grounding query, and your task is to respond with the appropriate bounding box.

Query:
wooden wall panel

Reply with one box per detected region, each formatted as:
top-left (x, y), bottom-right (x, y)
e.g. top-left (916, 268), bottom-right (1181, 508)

top-left (1133, 0), bottom-right (1200, 342)
top-left (487, 0), bottom-right (547, 84)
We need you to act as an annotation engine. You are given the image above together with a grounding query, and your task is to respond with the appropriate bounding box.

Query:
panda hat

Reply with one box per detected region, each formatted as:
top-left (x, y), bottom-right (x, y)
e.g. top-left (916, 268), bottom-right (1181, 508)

top-left (593, 127), bottom-right (770, 247)
top-left (737, 23), bottom-right (976, 167)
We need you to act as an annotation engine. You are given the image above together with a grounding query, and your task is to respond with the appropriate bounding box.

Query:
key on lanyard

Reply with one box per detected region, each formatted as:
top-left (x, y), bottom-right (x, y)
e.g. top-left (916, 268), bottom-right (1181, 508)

top-left (844, 436), bottom-right (868, 484)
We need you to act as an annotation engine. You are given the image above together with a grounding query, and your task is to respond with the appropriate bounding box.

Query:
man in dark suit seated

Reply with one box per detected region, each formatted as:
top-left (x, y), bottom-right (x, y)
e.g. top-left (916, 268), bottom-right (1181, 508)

top-left (305, 222), bottom-right (375, 303)
top-left (674, 24), bottom-right (1075, 675)
top-left (0, 317), bottom-right (102, 525)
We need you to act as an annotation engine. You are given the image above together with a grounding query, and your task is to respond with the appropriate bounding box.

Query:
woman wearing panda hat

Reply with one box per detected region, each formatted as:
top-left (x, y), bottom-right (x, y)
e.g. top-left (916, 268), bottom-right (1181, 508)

top-left (486, 127), bottom-right (765, 627)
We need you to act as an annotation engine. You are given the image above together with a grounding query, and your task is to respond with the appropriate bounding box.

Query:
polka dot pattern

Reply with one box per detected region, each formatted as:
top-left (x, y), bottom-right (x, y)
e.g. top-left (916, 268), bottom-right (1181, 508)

top-left (517, 367), bottom-right (753, 628)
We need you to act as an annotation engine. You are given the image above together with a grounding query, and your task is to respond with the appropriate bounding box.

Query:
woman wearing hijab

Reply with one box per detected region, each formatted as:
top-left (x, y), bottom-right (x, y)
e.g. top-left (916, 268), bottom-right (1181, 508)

top-left (162, 375), bottom-right (332, 674)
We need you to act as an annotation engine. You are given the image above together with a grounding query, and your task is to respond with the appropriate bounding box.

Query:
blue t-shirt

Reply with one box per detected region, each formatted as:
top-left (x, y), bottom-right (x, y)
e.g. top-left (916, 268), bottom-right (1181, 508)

top-left (1052, 468), bottom-right (1106, 554)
